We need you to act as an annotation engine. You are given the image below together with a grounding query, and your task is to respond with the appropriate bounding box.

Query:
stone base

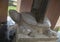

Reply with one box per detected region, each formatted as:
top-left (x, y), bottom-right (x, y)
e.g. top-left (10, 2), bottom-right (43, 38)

top-left (14, 34), bottom-right (57, 42)
top-left (17, 39), bottom-right (57, 42)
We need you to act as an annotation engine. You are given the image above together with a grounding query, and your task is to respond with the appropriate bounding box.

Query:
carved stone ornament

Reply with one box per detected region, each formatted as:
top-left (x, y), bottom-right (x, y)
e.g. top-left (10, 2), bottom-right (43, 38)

top-left (9, 10), bottom-right (57, 42)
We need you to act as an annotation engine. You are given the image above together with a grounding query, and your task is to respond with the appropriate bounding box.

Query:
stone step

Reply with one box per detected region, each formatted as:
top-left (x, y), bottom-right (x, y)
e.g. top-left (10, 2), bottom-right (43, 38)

top-left (16, 34), bottom-right (57, 42)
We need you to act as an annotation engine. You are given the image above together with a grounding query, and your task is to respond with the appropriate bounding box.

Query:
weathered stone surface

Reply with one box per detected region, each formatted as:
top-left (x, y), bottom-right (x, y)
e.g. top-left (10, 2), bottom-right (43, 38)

top-left (16, 34), bottom-right (57, 42)
top-left (11, 13), bottom-right (57, 37)
top-left (21, 14), bottom-right (51, 35)
top-left (17, 22), bottom-right (38, 37)
top-left (18, 25), bottom-right (32, 35)
top-left (9, 10), bottom-right (57, 42)
top-left (22, 13), bottom-right (51, 27)
top-left (22, 13), bottom-right (37, 25)
top-left (17, 34), bottom-right (32, 38)
top-left (9, 10), bottom-right (21, 24)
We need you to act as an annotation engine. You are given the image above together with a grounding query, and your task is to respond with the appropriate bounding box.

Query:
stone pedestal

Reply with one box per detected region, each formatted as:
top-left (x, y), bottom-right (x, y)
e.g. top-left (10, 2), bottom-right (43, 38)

top-left (14, 13), bottom-right (57, 42)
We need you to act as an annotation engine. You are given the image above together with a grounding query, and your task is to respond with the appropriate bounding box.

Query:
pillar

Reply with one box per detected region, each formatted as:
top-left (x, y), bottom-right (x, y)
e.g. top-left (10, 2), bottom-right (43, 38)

top-left (17, 0), bottom-right (33, 13)
top-left (0, 0), bottom-right (8, 23)
top-left (45, 0), bottom-right (60, 29)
